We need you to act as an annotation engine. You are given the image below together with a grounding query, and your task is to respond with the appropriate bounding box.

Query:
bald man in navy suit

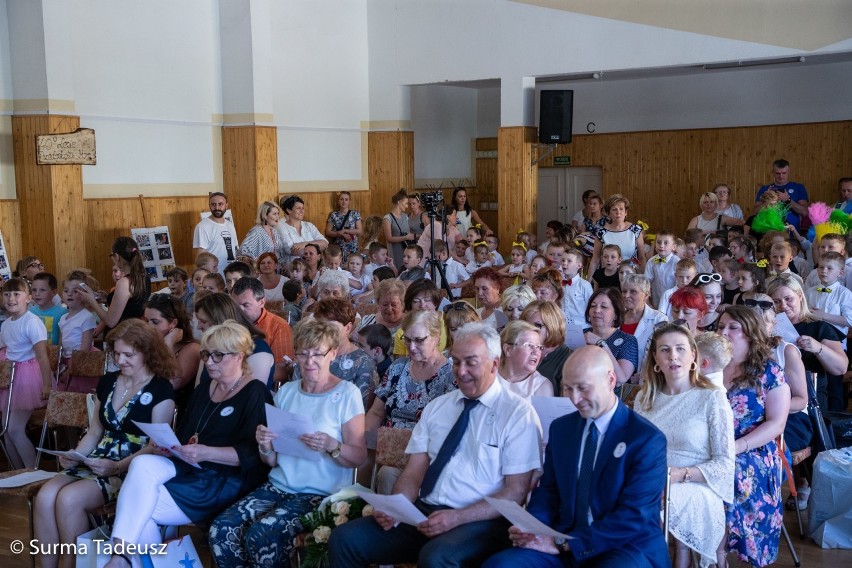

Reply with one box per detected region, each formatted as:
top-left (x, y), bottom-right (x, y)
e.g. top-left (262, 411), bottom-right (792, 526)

top-left (485, 346), bottom-right (670, 567)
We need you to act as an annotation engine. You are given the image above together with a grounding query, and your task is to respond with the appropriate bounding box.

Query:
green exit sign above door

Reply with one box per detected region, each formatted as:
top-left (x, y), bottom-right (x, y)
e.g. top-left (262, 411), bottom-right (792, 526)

top-left (554, 156), bottom-right (571, 166)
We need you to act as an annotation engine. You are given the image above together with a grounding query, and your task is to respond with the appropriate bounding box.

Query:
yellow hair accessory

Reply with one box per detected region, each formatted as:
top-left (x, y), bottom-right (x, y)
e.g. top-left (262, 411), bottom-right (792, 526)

top-left (511, 241), bottom-right (527, 251)
top-left (756, 259), bottom-right (768, 268)
top-left (636, 220), bottom-right (650, 232)
top-left (473, 240), bottom-right (488, 249)
top-left (473, 223), bottom-right (482, 229)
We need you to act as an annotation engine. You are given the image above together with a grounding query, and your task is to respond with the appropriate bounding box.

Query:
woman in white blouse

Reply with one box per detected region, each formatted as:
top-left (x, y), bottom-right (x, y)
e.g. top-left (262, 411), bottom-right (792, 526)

top-left (713, 184), bottom-right (745, 223)
top-left (635, 322), bottom-right (735, 568)
top-left (497, 320), bottom-right (553, 399)
top-left (277, 195), bottom-right (328, 267)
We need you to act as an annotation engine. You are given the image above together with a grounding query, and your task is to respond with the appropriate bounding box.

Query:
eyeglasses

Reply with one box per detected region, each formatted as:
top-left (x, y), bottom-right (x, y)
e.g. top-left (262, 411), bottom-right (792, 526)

top-left (27, 262), bottom-right (44, 269)
top-left (508, 342), bottom-right (544, 352)
top-left (693, 273), bottom-right (722, 285)
top-left (200, 350), bottom-right (237, 363)
top-left (744, 299), bottom-right (775, 311)
top-left (442, 301), bottom-right (475, 314)
top-left (402, 335), bottom-right (429, 346)
top-left (294, 349), bottom-right (331, 362)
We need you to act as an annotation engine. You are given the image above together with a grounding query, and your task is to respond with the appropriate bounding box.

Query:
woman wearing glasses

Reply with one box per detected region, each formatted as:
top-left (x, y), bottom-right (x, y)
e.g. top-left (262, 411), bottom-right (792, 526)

top-left (498, 320), bottom-right (553, 399)
top-left (691, 273), bottom-right (724, 332)
top-left (292, 298), bottom-right (375, 408)
top-left (584, 288), bottom-right (638, 385)
top-left (391, 280), bottom-right (447, 357)
top-left (767, 275), bottom-right (848, 413)
top-left (193, 292), bottom-right (275, 388)
top-left (365, 310), bottom-right (455, 493)
top-left (669, 287), bottom-right (709, 335)
top-left (102, 321), bottom-right (271, 568)
top-left (635, 322), bottom-right (734, 568)
top-left (13, 255), bottom-right (45, 283)
top-left (79, 236), bottom-right (151, 330)
top-left (520, 300), bottom-right (570, 391)
top-left (620, 275), bottom-right (667, 375)
top-left (716, 307), bottom-right (790, 568)
top-left (210, 319), bottom-right (366, 567)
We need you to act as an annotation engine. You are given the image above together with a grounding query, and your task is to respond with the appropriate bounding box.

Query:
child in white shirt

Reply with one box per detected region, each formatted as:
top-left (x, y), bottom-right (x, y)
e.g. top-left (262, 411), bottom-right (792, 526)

top-left (561, 248), bottom-right (593, 328)
top-left (643, 230), bottom-right (679, 308)
top-left (805, 252), bottom-right (852, 347)
top-left (465, 241), bottom-right (493, 274)
top-left (434, 241), bottom-right (469, 298)
top-left (658, 259), bottom-right (699, 318)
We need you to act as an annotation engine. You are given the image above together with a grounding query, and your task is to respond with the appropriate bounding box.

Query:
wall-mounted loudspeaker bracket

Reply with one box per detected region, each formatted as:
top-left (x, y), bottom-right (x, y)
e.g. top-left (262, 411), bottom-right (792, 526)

top-left (531, 143), bottom-right (556, 169)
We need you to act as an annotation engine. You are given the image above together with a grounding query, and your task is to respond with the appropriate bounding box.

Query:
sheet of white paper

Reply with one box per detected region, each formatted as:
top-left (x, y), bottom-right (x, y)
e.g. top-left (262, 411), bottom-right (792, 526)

top-left (37, 448), bottom-right (89, 461)
top-left (774, 312), bottom-right (800, 345)
top-left (485, 497), bottom-right (573, 540)
top-left (355, 491), bottom-right (428, 526)
top-left (132, 421), bottom-right (201, 469)
top-left (265, 404), bottom-right (321, 462)
top-left (0, 469), bottom-right (58, 488)
top-left (531, 397), bottom-right (577, 444)
top-left (564, 325), bottom-right (586, 350)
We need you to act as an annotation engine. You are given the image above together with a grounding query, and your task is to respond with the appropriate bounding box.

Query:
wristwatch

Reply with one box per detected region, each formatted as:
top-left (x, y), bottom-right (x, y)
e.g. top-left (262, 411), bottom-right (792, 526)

top-left (327, 441), bottom-right (342, 459)
top-left (595, 339), bottom-right (607, 349)
top-left (554, 536), bottom-right (570, 553)
top-left (683, 468), bottom-right (692, 483)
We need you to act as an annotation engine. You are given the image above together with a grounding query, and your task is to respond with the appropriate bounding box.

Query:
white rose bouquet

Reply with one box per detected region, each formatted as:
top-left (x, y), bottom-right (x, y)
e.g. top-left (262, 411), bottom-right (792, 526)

top-left (299, 485), bottom-right (373, 567)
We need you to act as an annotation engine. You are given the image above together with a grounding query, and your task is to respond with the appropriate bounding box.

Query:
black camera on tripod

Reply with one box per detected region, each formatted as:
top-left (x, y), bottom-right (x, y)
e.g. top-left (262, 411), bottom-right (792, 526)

top-left (419, 191), bottom-right (445, 215)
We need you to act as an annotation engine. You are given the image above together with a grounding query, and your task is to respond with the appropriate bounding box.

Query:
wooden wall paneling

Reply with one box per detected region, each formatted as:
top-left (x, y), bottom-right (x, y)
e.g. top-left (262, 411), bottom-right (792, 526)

top-left (12, 115), bottom-right (86, 279)
top-left (368, 131), bottom-right (414, 216)
top-left (222, 126), bottom-right (279, 238)
top-left (0, 200), bottom-right (21, 268)
top-left (497, 127), bottom-right (538, 252)
top-left (541, 121), bottom-right (852, 236)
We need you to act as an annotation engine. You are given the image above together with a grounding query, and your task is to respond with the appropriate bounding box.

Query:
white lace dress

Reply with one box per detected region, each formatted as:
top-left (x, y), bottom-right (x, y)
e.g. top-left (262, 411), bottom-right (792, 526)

top-left (635, 387), bottom-right (735, 567)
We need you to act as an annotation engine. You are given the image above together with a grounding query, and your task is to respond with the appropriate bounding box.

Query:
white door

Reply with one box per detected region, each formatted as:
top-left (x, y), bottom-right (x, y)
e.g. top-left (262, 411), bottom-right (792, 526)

top-left (537, 166), bottom-right (602, 243)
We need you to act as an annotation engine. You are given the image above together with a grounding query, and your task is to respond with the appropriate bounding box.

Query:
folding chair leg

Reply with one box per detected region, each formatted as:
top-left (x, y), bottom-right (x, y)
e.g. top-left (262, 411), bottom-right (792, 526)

top-left (795, 499), bottom-right (804, 539)
top-left (781, 524), bottom-right (800, 567)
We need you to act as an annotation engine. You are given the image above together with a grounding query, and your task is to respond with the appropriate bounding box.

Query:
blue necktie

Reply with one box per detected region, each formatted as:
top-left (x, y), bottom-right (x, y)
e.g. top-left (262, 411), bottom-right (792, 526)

top-left (574, 422), bottom-right (599, 528)
top-left (420, 398), bottom-right (480, 499)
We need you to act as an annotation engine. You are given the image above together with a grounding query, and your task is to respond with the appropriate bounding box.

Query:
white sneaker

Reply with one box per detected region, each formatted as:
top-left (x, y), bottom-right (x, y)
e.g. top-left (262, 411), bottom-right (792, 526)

top-left (796, 486), bottom-right (810, 510)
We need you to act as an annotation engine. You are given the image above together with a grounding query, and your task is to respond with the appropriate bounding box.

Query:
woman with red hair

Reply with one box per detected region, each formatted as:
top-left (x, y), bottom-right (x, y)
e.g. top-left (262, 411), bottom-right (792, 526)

top-left (669, 287), bottom-right (708, 334)
top-left (472, 267), bottom-right (507, 331)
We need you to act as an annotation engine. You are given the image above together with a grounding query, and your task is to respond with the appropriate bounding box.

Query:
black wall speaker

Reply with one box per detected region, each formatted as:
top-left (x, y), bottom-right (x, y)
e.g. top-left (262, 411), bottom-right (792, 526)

top-left (539, 90), bottom-right (573, 144)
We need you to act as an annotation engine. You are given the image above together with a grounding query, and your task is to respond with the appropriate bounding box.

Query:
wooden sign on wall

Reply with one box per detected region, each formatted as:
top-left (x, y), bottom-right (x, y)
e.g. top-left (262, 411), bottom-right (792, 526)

top-left (36, 128), bottom-right (96, 165)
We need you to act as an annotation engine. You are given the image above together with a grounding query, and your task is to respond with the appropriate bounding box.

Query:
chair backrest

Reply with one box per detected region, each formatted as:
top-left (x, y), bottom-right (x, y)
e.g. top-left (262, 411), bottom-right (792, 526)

top-left (375, 427), bottom-right (413, 469)
top-left (46, 344), bottom-right (61, 374)
top-left (68, 351), bottom-right (107, 378)
top-left (46, 391), bottom-right (91, 429)
top-left (0, 360), bottom-right (13, 390)
top-left (356, 303), bottom-right (380, 317)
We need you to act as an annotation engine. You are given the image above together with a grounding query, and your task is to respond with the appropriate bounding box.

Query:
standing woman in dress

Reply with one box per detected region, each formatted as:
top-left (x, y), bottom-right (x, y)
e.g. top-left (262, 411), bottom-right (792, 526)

top-left (278, 195), bottom-right (328, 268)
top-left (239, 201), bottom-right (285, 263)
top-left (79, 236), bottom-right (150, 330)
top-left (716, 306), bottom-right (790, 568)
top-left (451, 186), bottom-right (491, 235)
top-left (636, 322), bottom-right (734, 568)
top-left (382, 189), bottom-right (413, 270)
top-left (325, 191), bottom-right (362, 261)
top-left (590, 194), bottom-right (648, 273)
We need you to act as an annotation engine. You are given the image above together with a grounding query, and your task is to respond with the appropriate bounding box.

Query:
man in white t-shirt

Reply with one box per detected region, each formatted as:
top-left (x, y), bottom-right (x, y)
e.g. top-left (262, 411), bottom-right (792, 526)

top-left (192, 192), bottom-right (239, 274)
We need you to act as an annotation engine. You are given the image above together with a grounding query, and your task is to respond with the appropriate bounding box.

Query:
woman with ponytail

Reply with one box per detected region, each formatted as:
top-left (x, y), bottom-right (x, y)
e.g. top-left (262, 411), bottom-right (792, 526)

top-left (80, 236), bottom-right (151, 330)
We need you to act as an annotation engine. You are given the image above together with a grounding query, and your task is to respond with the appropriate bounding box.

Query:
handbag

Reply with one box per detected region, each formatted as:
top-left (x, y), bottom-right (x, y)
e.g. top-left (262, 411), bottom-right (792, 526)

top-left (390, 214), bottom-right (414, 248)
top-left (140, 535), bottom-right (202, 568)
top-left (807, 372), bottom-right (836, 453)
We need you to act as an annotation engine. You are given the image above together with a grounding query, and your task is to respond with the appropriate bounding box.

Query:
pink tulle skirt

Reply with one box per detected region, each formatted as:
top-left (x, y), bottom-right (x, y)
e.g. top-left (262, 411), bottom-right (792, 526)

top-left (0, 358), bottom-right (48, 411)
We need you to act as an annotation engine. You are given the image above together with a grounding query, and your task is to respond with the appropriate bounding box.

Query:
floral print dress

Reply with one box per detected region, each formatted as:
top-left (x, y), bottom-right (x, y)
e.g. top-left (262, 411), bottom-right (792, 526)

top-left (328, 209), bottom-right (362, 260)
top-left (725, 361), bottom-right (785, 567)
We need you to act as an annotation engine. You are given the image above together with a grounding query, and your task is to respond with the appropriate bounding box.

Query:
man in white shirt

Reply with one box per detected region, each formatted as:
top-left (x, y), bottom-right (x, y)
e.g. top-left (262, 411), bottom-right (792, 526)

top-left (192, 192), bottom-right (239, 274)
top-left (329, 322), bottom-right (541, 567)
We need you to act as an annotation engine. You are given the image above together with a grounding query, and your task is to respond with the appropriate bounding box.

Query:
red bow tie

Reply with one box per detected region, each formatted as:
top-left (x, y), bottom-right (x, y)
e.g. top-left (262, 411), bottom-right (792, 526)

top-left (562, 279), bottom-right (572, 287)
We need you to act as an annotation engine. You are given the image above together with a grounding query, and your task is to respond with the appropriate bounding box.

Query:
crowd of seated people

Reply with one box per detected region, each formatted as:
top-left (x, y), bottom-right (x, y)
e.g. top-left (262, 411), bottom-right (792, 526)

top-left (1, 167), bottom-right (850, 567)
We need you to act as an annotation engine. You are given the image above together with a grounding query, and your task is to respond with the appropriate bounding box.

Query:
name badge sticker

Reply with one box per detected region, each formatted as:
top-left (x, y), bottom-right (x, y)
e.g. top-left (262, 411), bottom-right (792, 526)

top-left (139, 392), bottom-right (153, 405)
top-left (613, 442), bottom-right (626, 458)
top-left (220, 406), bottom-right (235, 417)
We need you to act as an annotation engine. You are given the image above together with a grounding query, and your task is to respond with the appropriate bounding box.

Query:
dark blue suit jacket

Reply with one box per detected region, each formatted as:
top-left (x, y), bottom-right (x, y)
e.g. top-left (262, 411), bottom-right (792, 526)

top-left (527, 401), bottom-right (670, 567)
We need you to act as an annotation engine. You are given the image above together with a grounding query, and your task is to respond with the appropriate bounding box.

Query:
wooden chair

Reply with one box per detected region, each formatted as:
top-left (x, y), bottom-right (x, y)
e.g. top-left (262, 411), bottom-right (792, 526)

top-left (0, 391), bottom-right (89, 568)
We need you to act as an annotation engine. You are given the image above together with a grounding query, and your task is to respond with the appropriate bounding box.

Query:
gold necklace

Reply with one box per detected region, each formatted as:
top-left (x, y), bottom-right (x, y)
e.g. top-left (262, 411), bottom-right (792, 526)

top-left (188, 378), bottom-right (242, 445)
